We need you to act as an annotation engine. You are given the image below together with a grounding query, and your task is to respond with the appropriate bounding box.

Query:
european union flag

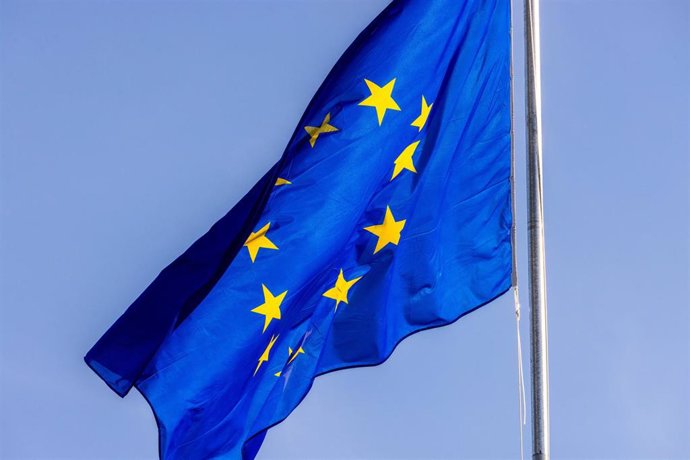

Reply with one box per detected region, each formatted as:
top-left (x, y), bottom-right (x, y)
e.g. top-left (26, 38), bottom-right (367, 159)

top-left (85, 0), bottom-right (512, 458)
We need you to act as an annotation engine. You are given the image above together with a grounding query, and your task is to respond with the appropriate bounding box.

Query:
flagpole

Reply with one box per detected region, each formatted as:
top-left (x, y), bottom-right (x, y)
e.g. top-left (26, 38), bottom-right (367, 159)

top-left (523, 0), bottom-right (550, 459)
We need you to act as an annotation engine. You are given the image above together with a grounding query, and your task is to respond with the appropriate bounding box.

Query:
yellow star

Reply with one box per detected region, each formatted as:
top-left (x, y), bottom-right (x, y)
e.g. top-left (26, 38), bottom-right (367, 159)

top-left (411, 95), bottom-right (433, 131)
top-left (391, 141), bottom-right (420, 180)
top-left (251, 284), bottom-right (287, 333)
top-left (304, 113), bottom-right (339, 148)
top-left (363, 206), bottom-right (406, 254)
top-left (322, 269), bottom-right (363, 310)
top-left (275, 177), bottom-right (292, 186)
top-left (275, 345), bottom-right (306, 377)
top-left (287, 345), bottom-right (305, 365)
top-left (358, 78), bottom-right (401, 125)
top-left (244, 223), bottom-right (278, 262)
top-left (254, 334), bottom-right (278, 376)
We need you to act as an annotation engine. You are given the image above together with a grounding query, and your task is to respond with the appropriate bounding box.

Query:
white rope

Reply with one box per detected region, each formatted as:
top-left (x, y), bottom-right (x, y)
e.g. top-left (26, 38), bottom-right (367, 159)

top-left (508, 0), bottom-right (524, 452)
top-left (514, 285), bottom-right (527, 460)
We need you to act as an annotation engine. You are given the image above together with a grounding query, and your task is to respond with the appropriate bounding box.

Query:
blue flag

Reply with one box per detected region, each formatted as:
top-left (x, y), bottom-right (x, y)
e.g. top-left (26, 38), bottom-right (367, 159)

top-left (86, 0), bottom-right (512, 458)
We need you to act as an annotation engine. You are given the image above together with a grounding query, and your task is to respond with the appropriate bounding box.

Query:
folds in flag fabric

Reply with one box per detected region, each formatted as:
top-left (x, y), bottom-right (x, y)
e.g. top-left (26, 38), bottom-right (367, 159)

top-left (85, 0), bottom-right (513, 458)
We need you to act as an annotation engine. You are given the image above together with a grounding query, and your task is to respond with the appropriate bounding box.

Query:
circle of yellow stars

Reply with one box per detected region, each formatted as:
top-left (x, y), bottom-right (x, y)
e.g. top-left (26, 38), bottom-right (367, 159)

top-left (242, 76), bottom-right (434, 378)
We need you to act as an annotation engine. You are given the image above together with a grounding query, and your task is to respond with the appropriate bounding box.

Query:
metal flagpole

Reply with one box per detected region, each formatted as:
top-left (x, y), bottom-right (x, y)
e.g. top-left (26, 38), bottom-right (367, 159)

top-left (523, 0), bottom-right (550, 459)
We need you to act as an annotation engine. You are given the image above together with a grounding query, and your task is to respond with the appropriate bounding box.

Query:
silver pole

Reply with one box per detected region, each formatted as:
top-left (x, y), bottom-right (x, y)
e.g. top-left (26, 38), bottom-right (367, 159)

top-left (524, 0), bottom-right (550, 459)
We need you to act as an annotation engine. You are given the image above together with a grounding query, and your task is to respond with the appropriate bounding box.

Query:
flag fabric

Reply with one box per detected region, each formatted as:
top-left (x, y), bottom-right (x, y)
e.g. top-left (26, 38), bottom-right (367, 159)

top-left (85, 0), bottom-right (513, 458)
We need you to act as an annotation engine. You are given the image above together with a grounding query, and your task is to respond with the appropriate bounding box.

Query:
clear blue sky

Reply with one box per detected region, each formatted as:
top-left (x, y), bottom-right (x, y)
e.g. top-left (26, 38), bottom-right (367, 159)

top-left (1, 1), bottom-right (688, 459)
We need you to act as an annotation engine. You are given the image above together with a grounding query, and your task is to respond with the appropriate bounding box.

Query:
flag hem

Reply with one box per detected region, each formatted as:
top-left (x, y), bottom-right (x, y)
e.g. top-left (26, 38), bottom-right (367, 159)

top-left (134, 285), bottom-right (511, 460)
top-left (84, 356), bottom-right (130, 398)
